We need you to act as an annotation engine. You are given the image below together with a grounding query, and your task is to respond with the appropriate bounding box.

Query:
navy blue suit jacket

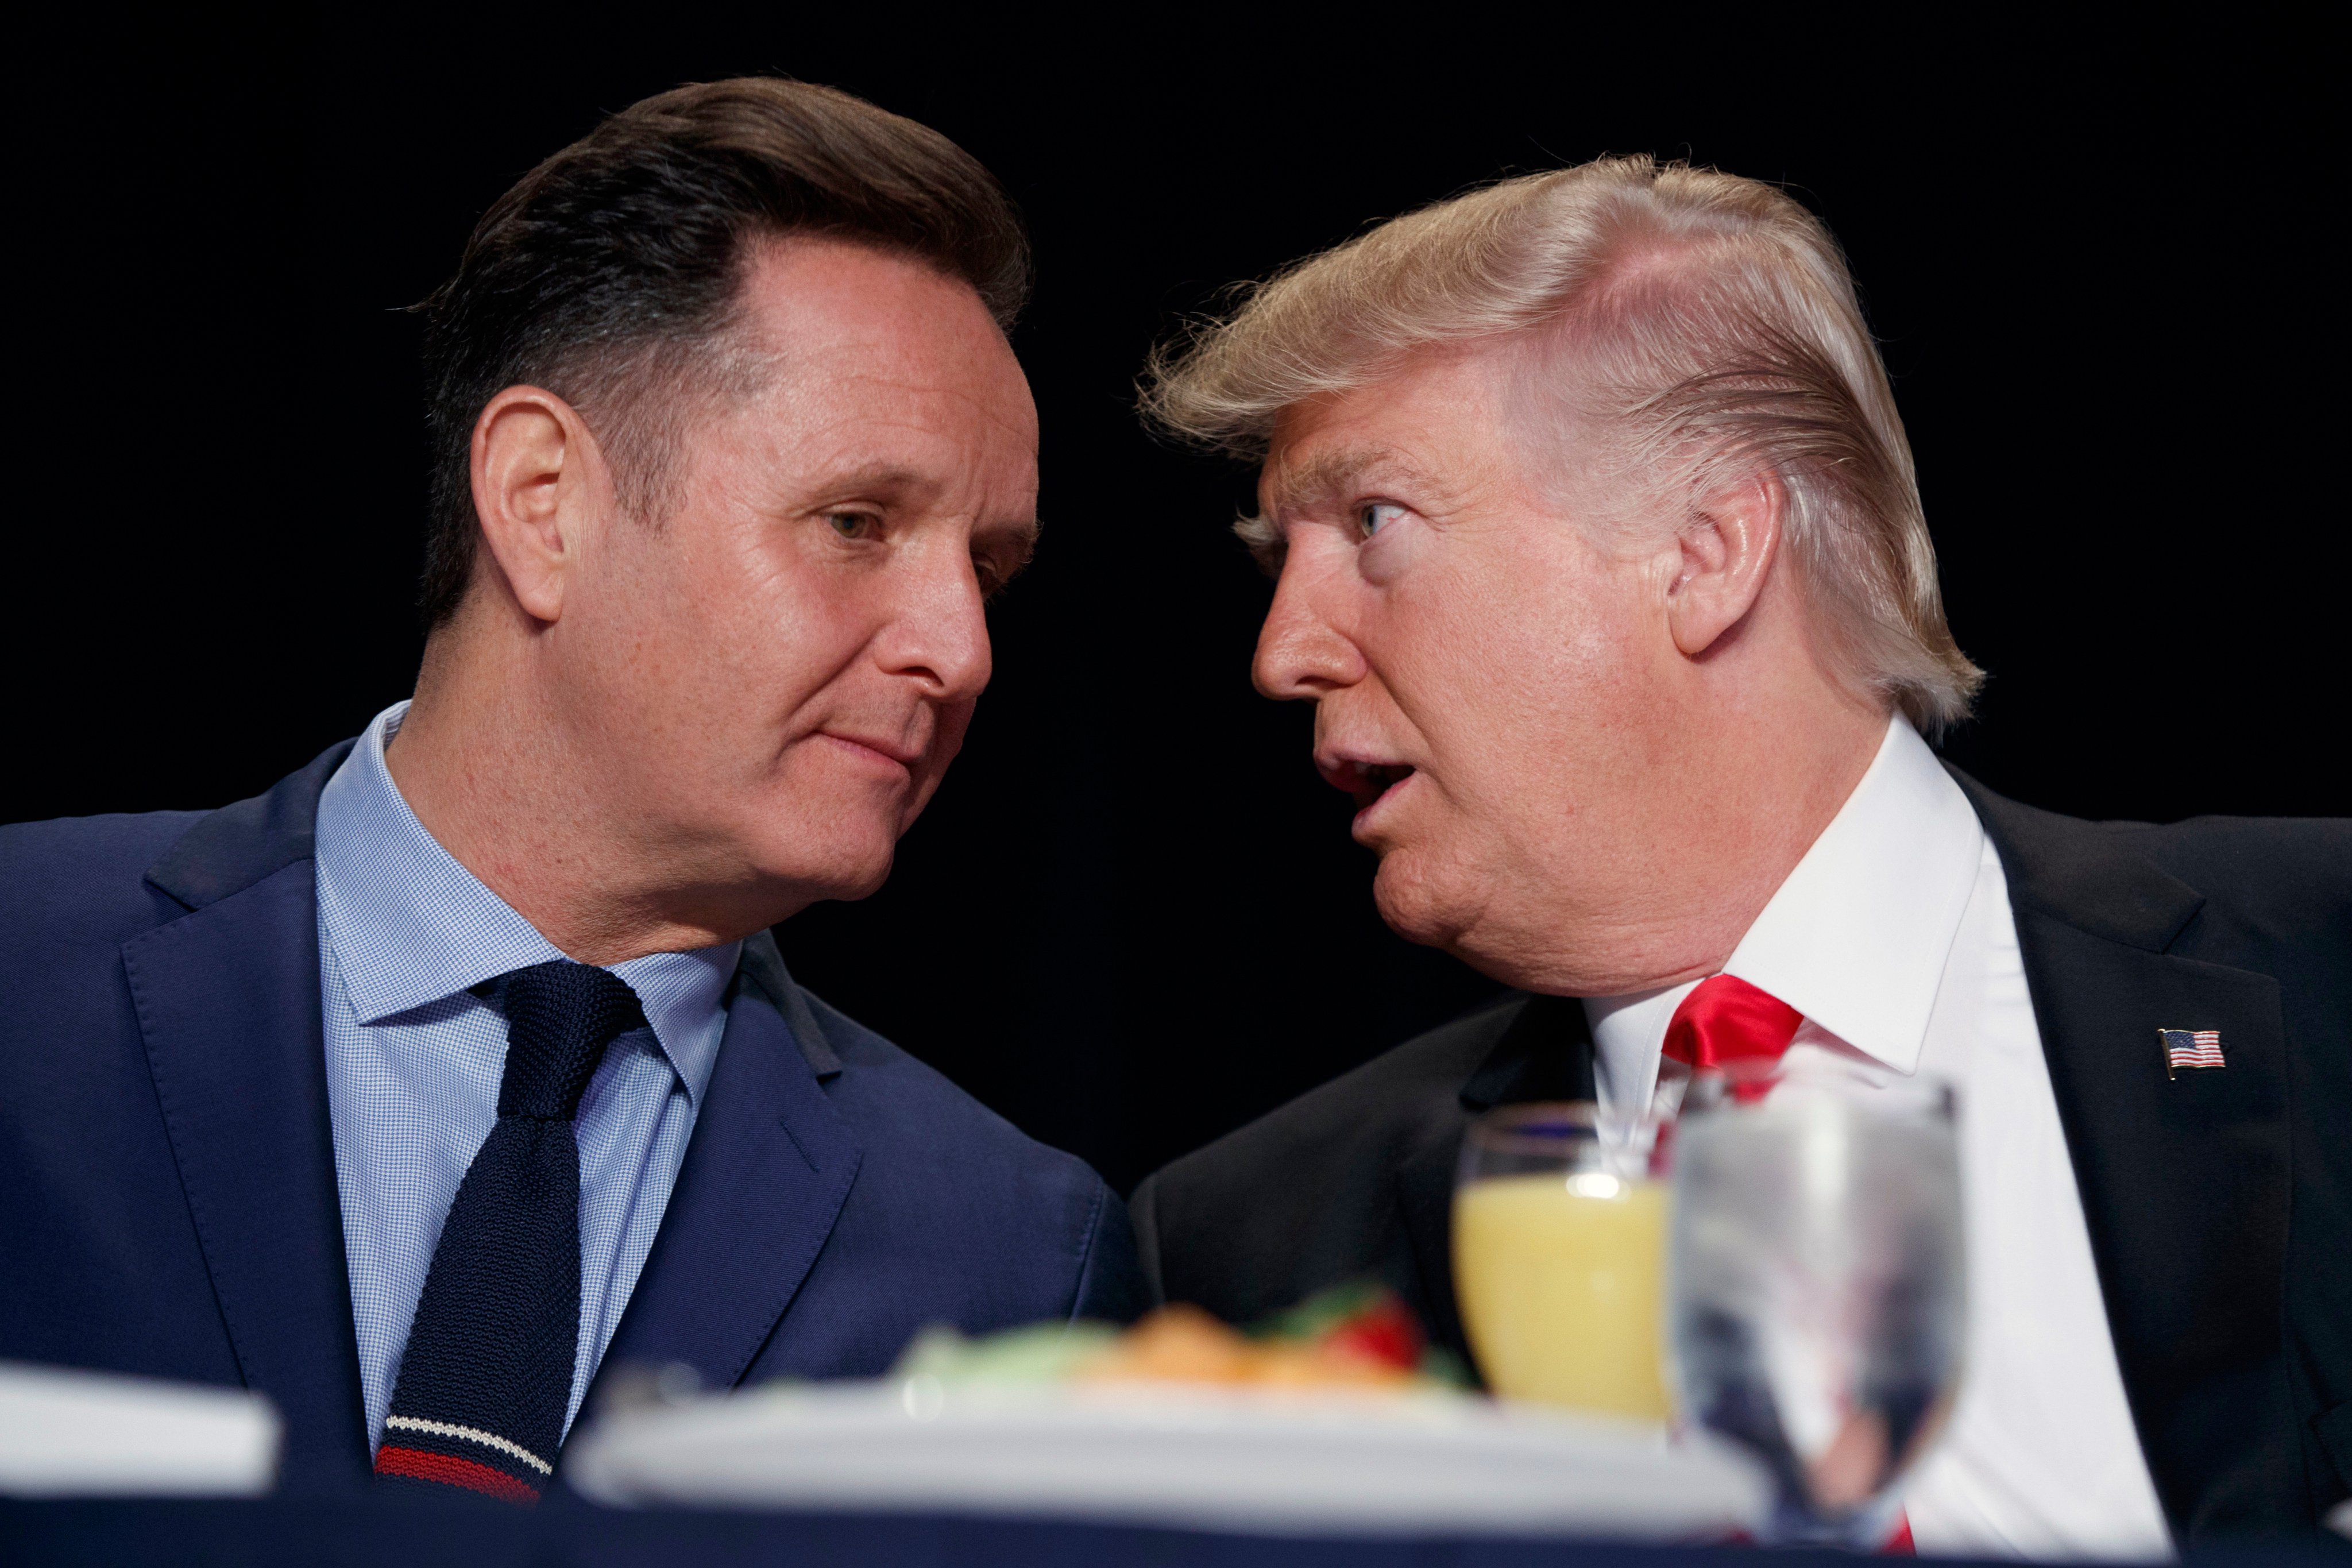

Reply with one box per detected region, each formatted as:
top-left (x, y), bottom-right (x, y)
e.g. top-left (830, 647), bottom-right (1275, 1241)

top-left (0, 741), bottom-right (1144, 1493)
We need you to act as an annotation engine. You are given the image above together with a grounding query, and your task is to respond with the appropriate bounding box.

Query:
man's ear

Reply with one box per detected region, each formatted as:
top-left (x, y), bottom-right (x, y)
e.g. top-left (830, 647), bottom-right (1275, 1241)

top-left (469, 385), bottom-right (609, 625)
top-left (1664, 471), bottom-right (1784, 657)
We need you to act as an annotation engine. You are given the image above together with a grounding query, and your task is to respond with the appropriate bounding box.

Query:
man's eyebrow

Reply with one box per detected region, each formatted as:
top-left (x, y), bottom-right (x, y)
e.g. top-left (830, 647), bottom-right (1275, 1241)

top-left (1262, 444), bottom-right (1435, 512)
top-left (990, 516), bottom-right (1042, 556)
top-left (976, 516), bottom-right (1041, 596)
top-left (806, 466), bottom-right (1039, 554)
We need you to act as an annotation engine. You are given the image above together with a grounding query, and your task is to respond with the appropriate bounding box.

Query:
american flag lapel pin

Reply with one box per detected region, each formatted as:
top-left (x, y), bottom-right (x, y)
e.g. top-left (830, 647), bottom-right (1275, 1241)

top-left (2159, 1028), bottom-right (2225, 1079)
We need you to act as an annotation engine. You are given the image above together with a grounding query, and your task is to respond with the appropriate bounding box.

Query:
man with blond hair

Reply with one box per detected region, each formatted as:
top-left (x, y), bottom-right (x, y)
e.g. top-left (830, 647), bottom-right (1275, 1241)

top-left (1131, 157), bottom-right (2349, 1552)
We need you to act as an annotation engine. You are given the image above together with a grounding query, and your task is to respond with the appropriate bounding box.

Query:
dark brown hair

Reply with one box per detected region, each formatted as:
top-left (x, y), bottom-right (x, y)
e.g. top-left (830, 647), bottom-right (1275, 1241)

top-left (416, 78), bottom-right (1029, 628)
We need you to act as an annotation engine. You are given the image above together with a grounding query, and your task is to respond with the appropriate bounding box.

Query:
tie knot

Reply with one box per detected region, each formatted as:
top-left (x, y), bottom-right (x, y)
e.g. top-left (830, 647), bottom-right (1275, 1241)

top-left (492, 959), bottom-right (646, 1121)
top-left (1663, 974), bottom-right (1803, 1074)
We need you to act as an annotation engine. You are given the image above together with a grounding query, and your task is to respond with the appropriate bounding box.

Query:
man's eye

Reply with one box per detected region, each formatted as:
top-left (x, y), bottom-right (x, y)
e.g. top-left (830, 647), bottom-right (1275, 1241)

top-left (1358, 503), bottom-right (1406, 539)
top-left (828, 511), bottom-right (881, 540)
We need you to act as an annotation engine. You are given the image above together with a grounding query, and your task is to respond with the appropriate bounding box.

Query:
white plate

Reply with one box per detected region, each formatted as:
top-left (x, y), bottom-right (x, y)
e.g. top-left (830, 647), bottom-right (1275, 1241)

top-left (0, 1361), bottom-right (281, 1498)
top-left (566, 1381), bottom-right (1768, 1539)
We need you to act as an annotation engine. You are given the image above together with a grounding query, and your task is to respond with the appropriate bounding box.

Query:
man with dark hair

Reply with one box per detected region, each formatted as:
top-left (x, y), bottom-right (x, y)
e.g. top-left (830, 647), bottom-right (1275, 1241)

top-left (0, 79), bottom-right (1138, 1503)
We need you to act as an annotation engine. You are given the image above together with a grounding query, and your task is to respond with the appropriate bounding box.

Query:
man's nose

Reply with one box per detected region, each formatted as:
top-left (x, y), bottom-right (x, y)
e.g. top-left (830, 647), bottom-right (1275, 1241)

top-left (1252, 555), bottom-right (1365, 701)
top-left (877, 543), bottom-right (993, 702)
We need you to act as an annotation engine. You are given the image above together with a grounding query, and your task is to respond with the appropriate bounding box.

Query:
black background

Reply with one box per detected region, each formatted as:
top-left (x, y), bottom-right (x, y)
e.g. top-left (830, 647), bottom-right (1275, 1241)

top-left (11, 10), bottom-right (2338, 1191)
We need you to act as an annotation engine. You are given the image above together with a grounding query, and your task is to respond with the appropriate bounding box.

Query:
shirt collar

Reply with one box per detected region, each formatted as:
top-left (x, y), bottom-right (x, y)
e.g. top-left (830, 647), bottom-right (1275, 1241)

top-left (1584, 980), bottom-right (1698, 1118)
top-left (314, 701), bottom-right (737, 1107)
top-left (1583, 716), bottom-right (1983, 1087)
top-left (1719, 716), bottom-right (1983, 1074)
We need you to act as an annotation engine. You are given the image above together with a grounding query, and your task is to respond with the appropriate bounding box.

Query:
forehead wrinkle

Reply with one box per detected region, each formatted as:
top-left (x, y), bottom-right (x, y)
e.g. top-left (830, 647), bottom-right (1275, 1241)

top-left (796, 458), bottom-right (941, 503)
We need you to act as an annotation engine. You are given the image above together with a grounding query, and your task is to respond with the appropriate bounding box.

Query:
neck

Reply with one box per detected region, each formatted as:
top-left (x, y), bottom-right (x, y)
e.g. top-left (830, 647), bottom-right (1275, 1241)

top-left (387, 618), bottom-right (769, 966)
top-left (1485, 627), bottom-right (1890, 999)
top-left (1620, 684), bottom-right (1888, 990)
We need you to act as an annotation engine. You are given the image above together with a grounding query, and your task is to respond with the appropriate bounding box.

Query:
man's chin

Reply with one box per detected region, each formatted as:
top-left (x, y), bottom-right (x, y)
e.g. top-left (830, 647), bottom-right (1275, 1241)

top-left (741, 826), bottom-right (898, 910)
top-left (1369, 855), bottom-right (1476, 955)
top-left (1371, 849), bottom-right (1568, 988)
top-left (810, 845), bottom-right (897, 904)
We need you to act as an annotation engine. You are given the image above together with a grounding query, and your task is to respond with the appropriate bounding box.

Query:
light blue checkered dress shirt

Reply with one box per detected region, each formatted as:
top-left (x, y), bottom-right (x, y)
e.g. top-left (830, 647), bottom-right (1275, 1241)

top-left (314, 702), bottom-right (741, 1448)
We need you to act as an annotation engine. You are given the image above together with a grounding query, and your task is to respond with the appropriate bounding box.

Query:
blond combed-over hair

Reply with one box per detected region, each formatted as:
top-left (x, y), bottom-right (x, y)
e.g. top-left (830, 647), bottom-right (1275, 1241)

top-left (1141, 156), bottom-right (1982, 733)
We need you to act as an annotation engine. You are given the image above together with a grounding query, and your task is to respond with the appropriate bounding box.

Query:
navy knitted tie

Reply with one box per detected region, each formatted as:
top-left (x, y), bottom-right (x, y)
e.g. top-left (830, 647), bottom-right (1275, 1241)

top-left (373, 959), bottom-right (644, 1504)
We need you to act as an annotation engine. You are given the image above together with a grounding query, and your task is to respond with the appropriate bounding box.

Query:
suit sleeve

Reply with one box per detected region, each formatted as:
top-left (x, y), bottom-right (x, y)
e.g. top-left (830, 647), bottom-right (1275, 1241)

top-left (1067, 1177), bottom-right (1149, 1325)
top-left (1126, 1171), bottom-right (1167, 1308)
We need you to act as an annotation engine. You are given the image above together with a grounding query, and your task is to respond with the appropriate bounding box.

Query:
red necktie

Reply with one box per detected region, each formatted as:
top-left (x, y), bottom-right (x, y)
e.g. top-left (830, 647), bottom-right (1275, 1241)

top-left (1662, 974), bottom-right (1802, 1076)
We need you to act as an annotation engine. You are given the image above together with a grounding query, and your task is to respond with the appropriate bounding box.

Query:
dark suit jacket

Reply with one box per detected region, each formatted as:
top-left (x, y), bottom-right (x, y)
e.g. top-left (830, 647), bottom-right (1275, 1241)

top-left (0, 741), bottom-right (1143, 1494)
top-left (1131, 773), bottom-right (2350, 1540)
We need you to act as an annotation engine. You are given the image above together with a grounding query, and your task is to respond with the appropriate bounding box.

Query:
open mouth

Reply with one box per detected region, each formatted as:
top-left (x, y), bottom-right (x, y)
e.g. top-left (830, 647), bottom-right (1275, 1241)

top-left (1332, 759), bottom-right (1416, 812)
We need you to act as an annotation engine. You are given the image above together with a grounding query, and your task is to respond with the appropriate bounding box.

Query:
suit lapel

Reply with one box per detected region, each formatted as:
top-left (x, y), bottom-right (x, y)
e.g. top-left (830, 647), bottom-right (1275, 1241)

top-left (1403, 996), bottom-right (1597, 1360)
top-left (1957, 773), bottom-right (2299, 1536)
top-left (1459, 995), bottom-right (1597, 1111)
top-left (122, 743), bottom-right (371, 1491)
top-left (589, 974), bottom-right (861, 1403)
top-left (128, 755), bottom-right (860, 1475)
top-left (1394, 1108), bottom-right (1473, 1359)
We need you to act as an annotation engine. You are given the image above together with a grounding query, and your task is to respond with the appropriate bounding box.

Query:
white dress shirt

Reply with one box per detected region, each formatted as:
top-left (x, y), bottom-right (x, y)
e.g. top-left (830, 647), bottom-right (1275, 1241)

top-left (1585, 718), bottom-right (2174, 1561)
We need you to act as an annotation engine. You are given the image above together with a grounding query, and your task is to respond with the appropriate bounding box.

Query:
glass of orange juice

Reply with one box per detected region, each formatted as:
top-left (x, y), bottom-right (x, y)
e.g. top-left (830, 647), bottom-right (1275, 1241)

top-left (1452, 1102), bottom-right (1671, 1422)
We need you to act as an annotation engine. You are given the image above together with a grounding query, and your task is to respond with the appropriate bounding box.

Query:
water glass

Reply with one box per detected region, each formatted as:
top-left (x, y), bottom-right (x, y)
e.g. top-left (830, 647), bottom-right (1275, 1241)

top-left (1667, 1071), bottom-right (1964, 1547)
